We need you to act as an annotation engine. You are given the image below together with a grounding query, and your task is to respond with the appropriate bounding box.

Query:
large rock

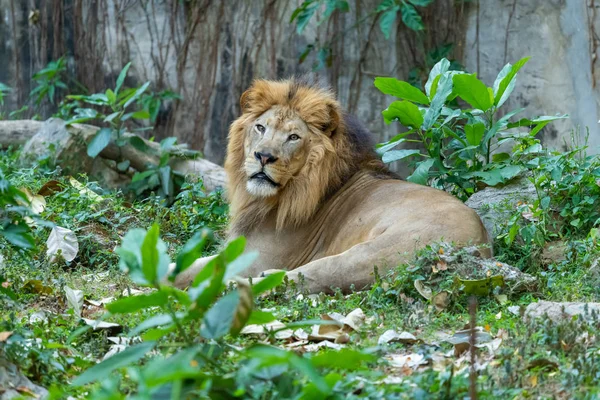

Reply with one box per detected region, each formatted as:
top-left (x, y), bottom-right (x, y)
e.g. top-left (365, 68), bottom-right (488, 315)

top-left (523, 301), bottom-right (600, 323)
top-left (0, 358), bottom-right (48, 400)
top-left (15, 119), bottom-right (226, 192)
top-left (466, 178), bottom-right (538, 239)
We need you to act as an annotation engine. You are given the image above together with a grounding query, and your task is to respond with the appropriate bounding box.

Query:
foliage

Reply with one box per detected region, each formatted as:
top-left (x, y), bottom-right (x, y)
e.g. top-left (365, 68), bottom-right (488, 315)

top-left (375, 57), bottom-right (566, 200)
top-left (30, 57), bottom-right (70, 106)
top-left (291, 0), bottom-right (436, 71)
top-left (0, 168), bottom-right (36, 251)
top-left (0, 82), bottom-right (10, 107)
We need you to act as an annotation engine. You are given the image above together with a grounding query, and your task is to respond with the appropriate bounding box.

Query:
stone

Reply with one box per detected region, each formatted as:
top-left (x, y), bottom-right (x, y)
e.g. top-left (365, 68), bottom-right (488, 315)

top-left (541, 241), bottom-right (568, 265)
top-left (524, 301), bottom-right (600, 323)
top-left (465, 178), bottom-right (537, 239)
top-left (0, 358), bottom-right (48, 400)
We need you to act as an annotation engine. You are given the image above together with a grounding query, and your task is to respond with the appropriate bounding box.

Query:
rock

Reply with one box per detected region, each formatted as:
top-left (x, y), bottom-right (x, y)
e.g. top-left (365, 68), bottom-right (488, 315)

top-left (466, 178), bottom-right (537, 238)
top-left (20, 118), bottom-right (96, 175)
top-left (0, 358), bottom-right (48, 399)
top-left (15, 119), bottom-right (226, 192)
top-left (524, 301), bottom-right (600, 323)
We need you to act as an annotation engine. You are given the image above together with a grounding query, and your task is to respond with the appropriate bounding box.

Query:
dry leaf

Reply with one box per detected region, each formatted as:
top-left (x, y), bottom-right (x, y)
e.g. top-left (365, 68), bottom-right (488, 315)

top-left (18, 187), bottom-right (46, 214)
top-left (433, 291), bottom-right (450, 311)
top-left (0, 331), bottom-right (13, 342)
top-left (378, 330), bottom-right (417, 345)
top-left (386, 353), bottom-right (428, 369)
top-left (38, 180), bottom-right (64, 196)
top-left (241, 321), bottom-right (293, 339)
top-left (83, 318), bottom-right (122, 332)
top-left (47, 226), bottom-right (79, 262)
top-left (69, 177), bottom-right (104, 203)
top-left (414, 280), bottom-right (432, 300)
top-left (64, 286), bottom-right (84, 318)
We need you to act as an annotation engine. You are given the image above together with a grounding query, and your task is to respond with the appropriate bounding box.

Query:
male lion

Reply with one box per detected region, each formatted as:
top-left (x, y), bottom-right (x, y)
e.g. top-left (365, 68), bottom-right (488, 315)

top-left (175, 78), bottom-right (490, 294)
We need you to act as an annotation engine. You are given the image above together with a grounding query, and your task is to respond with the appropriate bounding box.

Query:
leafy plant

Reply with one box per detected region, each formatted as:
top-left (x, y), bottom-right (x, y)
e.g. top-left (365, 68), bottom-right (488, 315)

top-left (375, 57), bottom-right (567, 200)
top-left (69, 225), bottom-right (372, 398)
top-left (30, 57), bottom-right (69, 106)
top-left (0, 82), bottom-right (10, 107)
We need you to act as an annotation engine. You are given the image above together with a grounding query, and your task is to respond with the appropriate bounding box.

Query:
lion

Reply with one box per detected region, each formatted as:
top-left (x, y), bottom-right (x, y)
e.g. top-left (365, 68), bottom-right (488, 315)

top-left (174, 78), bottom-right (490, 294)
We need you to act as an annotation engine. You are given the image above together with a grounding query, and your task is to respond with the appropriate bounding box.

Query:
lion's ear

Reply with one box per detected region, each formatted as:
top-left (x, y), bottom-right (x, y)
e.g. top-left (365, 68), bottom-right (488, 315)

top-left (321, 103), bottom-right (341, 136)
top-left (239, 89), bottom-right (253, 113)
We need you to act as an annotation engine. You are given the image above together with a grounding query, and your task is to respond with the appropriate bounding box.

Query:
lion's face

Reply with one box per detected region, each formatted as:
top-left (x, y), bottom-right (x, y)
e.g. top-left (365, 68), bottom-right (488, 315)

top-left (243, 106), bottom-right (313, 197)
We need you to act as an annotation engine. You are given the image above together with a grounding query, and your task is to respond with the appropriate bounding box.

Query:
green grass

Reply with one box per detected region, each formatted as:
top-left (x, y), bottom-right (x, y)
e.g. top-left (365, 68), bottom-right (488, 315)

top-left (2, 148), bottom-right (600, 399)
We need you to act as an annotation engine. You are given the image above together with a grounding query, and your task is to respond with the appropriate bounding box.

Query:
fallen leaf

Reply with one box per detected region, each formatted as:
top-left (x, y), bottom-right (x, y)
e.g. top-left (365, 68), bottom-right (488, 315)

top-left (18, 187), bottom-right (46, 214)
top-left (69, 177), bottom-right (103, 203)
top-left (377, 330), bottom-right (417, 345)
top-left (46, 226), bottom-right (79, 262)
top-left (433, 291), bottom-right (450, 311)
top-left (241, 321), bottom-right (293, 339)
top-left (22, 279), bottom-right (53, 295)
top-left (414, 280), bottom-right (432, 300)
top-left (386, 353), bottom-right (428, 369)
top-left (301, 340), bottom-right (344, 352)
top-left (38, 180), bottom-right (64, 196)
top-left (0, 331), bottom-right (13, 342)
top-left (83, 318), bottom-right (122, 332)
top-left (65, 286), bottom-right (84, 318)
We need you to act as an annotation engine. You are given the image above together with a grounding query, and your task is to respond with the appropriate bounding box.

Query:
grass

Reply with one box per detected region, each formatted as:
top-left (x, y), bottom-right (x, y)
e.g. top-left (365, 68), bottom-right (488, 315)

top-left (2, 147), bottom-right (600, 399)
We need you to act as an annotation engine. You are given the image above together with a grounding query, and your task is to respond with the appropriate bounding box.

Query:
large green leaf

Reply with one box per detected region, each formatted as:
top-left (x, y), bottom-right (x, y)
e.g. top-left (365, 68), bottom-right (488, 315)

top-left (87, 128), bottom-right (112, 158)
top-left (106, 291), bottom-right (168, 314)
top-left (201, 291), bottom-right (239, 339)
top-left (374, 78), bottom-right (429, 104)
top-left (174, 229), bottom-right (212, 275)
top-left (310, 349), bottom-right (376, 370)
top-left (0, 224), bottom-right (34, 249)
top-left (141, 224), bottom-right (160, 284)
top-left (381, 100), bottom-right (424, 128)
top-left (141, 346), bottom-right (204, 388)
top-left (224, 251), bottom-right (260, 281)
top-left (251, 271), bottom-right (286, 295)
top-left (114, 62), bottom-right (131, 96)
top-left (465, 122), bottom-right (486, 146)
top-left (382, 149), bottom-right (421, 163)
top-left (73, 341), bottom-right (156, 386)
top-left (494, 57), bottom-right (530, 106)
top-left (452, 74), bottom-right (493, 111)
top-left (425, 58), bottom-right (450, 98)
top-left (407, 158), bottom-right (434, 185)
top-left (290, 1), bottom-right (319, 34)
top-left (400, 2), bottom-right (424, 31)
top-left (422, 72), bottom-right (453, 130)
top-left (379, 5), bottom-right (400, 39)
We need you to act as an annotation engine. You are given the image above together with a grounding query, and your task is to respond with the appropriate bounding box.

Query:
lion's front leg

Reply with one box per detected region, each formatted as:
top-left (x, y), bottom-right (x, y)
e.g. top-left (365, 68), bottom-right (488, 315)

top-left (282, 237), bottom-right (404, 294)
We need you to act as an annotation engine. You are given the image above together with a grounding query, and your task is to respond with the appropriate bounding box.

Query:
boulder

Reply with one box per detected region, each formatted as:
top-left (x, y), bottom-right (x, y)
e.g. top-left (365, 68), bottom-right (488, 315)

top-left (466, 178), bottom-right (538, 239)
top-left (523, 301), bottom-right (600, 323)
top-left (0, 358), bottom-right (48, 400)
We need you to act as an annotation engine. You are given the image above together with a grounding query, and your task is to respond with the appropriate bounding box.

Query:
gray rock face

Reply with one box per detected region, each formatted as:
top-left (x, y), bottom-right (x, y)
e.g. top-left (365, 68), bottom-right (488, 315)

top-left (465, 178), bottom-right (538, 239)
top-left (0, 358), bottom-right (48, 400)
top-left (524, 301), bottom-right (600, 323)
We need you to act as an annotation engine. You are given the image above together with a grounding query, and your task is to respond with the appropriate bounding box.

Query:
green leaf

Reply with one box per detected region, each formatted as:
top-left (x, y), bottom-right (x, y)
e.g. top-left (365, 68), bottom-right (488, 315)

top-left (422, 72), bottom-right (453, 130)
top-left (141, 346), bottom-right (204, 388)
top-left (201, 291), bottom-right (239, 339)
top-left (506, 114), bottom-right (569, 129)
top-left (541, 196), bottom-right (551, 210)
top-left (407, 0), bottom-right (434, 6)
top-left (407, 158), bottom-right (434, 185)
top-left (175, 229), bottom-right (212, 274)
top-left (124, 82), bottom-right (151, 109)
top-left (459, 275), bottom-right (504, 296)
top-left (160, 137), bottom-right (178, 152)
top-left (106, 89), bottom-right (116, 105)
top-left (494, 57), bottom-right (529, 106)
top-left (131, 110), bottom-right (150, 120)
top-left (492, 152), bottom-right (510, 162)
top-left (374, 77), bottom-right (429, 104)
top-left (381, 100), bottom-right (423, 127)
top-left (464, 122), bottom-right (486, 146)
top-left (452, 74), bottom-right (493, 111)
top-left (158, 166), bottom-right (172, 197)
top-left (223, 237), bottom-right (246, 263)
top-left (87, 128), bottom-right (112, 158)
top-left (0, 224), bottom-right (35, 249)
top-left (291, 1), bottom-right (319, 34)
top-left (247, 310), bottom-right (277, 325)
top-left (311, 349), bottom-right (376, 370)
top-left (379, 6), bottom-right (399, 39)
top-left (400, 2), bottom-right (424, 31)
top-left (117, 160), bottom-right (130, 172)
top-left (425, 58), bottom-right (450, 98)
top-left (115, 62), bottom-right (131, 96)
top-left (141, 224), bottom-right (160, 284)
top-left (323, 0), bottom-right (349, 19)
top-left (106, 291), bottom-right (168, 314)
top-left (382, 149), bottom-right (421, 163)
top-left (129, 136), bottom-right (151, 153)
top-left (251, 271), bottom-right (286, 295)
top-left (224, 251), bottom-right (259, 281)
top-left (73, 341), bottom-right (156, 386)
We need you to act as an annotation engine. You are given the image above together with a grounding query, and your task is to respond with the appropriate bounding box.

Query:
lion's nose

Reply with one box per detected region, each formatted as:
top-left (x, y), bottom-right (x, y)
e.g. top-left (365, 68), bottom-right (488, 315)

top-left (254, 151), bottom-right (278, 167)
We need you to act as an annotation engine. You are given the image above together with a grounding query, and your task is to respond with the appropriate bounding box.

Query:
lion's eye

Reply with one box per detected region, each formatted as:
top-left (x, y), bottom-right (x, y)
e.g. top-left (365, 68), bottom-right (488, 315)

top-left (255, 124), bottom-right (265, 134)
top-left (288, 134), bottom-right (300, 141)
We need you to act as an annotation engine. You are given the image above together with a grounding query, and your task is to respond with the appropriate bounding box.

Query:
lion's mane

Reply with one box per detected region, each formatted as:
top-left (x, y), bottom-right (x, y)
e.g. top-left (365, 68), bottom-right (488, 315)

top-left (224, 78), bottom-right (389, 236)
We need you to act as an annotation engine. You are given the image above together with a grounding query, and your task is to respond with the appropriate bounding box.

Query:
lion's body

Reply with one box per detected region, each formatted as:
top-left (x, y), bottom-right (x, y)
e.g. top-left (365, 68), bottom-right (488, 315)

top-left (174, 78), bottom-right (490, 293)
